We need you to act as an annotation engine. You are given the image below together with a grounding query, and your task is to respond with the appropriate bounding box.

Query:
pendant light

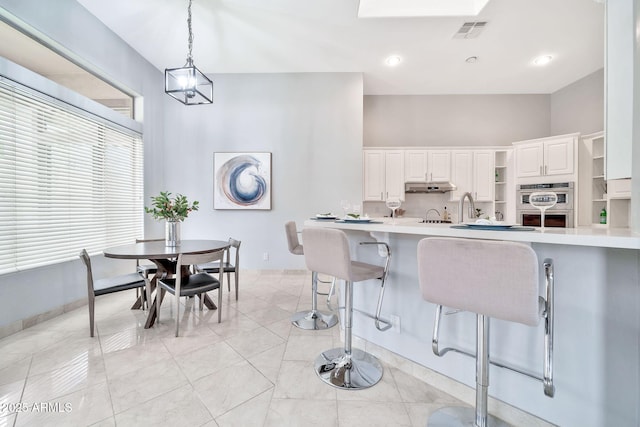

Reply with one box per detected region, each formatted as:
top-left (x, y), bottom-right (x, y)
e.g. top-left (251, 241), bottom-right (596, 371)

top-left (164, 0), bottom-right (213, 105)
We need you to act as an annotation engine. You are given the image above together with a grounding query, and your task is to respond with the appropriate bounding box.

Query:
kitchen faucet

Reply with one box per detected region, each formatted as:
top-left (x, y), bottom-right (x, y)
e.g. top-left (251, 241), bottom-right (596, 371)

top-left (458, 192), bottom-right (476, 224)
top-left (425, 208), bottom-right (440, 222)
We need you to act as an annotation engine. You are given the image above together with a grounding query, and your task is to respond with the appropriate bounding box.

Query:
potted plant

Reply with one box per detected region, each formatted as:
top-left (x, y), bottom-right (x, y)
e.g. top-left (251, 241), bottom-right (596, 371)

top-left (145, 191), bottom-right (199, 246)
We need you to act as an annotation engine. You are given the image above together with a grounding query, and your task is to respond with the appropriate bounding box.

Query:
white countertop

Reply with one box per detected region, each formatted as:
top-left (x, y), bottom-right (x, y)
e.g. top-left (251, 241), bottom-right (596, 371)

top-left (304, 217), bottom-right (640, 249)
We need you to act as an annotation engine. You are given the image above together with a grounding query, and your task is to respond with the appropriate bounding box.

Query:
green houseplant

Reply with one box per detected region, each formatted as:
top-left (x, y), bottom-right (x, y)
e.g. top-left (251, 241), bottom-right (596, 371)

top-left (145, 191), bottom-right (199, 246)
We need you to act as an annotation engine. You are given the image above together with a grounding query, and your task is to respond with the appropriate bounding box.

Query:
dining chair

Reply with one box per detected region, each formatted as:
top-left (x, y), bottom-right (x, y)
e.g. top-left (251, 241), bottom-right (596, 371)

top-left (197, 238), bottom-right (241, 300)
top-left (157, 249), bottom-right (226, 336)
top-left (79, 249), bottom-right (150, 337)
top-left (135, 238), bottom-right (163, 308)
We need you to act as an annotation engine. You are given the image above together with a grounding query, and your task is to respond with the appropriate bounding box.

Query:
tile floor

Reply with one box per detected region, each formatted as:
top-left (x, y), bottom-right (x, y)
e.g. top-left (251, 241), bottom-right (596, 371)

top-left (0, 270), bottom-right (544, 427)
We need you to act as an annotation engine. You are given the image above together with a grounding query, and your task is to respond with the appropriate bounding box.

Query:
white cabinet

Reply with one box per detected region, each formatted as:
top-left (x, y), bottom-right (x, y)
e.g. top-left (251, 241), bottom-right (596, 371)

top-left (363, 150), bottom-right (405, 201)
top-left (449, 150), bottom-right (494, 202)
top-left (514, 134), bottom-right (576, 178)
top-left (473, 150), bottom-right (495, 202)
top-left (404, 150), bottom-right (450, 182)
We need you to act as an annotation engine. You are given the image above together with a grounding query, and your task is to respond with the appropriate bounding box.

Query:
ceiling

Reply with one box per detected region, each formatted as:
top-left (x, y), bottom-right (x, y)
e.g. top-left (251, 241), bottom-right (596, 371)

top-left (74, 0), bottom-right (604, 95)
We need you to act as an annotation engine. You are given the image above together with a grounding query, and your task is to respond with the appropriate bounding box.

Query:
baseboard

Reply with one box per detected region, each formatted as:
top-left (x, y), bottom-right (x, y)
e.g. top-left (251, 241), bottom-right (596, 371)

top-left (0, 297), bottom-right (86, 340)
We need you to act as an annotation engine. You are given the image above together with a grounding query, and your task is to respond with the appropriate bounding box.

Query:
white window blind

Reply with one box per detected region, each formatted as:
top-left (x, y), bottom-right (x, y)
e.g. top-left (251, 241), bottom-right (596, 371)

top-left (0, 80), bottom-right (143, 274)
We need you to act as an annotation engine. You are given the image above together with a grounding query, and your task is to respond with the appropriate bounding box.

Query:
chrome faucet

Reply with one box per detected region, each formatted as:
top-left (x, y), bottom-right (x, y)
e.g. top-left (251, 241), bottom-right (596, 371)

top-left (458, 192), bottom-right (476, 224)
top-left (425, 208), bottom-right (440, 222)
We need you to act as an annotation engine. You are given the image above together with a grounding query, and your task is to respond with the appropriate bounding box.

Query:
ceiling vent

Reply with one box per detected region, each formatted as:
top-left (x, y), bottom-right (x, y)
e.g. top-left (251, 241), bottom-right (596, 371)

top-left (453, 21), bottom-right (488, 39)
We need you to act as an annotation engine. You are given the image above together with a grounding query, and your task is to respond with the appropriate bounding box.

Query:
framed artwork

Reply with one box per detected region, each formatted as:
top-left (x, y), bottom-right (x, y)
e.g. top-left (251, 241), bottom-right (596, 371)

top-left (213, 152), bottom-right (272, 210)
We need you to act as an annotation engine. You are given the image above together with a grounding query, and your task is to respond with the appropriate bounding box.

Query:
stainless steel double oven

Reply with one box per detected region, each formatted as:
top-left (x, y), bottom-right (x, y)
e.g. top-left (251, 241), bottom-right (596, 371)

top-left (516, 182), bottom-right (574, 228)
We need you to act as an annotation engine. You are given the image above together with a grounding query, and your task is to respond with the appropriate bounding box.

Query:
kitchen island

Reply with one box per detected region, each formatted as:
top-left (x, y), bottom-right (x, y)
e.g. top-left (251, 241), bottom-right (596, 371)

top-left (304, 218), bottom-right (640, 427)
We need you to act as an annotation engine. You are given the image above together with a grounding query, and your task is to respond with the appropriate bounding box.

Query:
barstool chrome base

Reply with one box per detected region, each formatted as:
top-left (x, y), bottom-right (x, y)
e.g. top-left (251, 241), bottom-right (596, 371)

top-left (291, 310), bottom-right (338, 330)
top-left (314, 347), bottom-right (383, 389)
top-left (428, 406), bottom-right (510, 427)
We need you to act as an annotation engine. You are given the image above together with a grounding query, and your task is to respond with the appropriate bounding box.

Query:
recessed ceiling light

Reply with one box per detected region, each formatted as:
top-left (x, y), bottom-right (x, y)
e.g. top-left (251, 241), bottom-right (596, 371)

top-left (465, 56), bottom-right (478, 63)
top-left (533, 55), bottom-right (553, 66)
top-left (385, 55), bottom-right (402, 67)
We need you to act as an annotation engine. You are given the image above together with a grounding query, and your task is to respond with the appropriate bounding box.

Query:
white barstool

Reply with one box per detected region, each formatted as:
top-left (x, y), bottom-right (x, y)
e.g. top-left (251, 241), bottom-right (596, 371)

top-left (285, 221), bottom-right (338, 330)
top-left (417, 237), bottom-right (555, 427)
top-left (302, 227), bottom-right (392, 390)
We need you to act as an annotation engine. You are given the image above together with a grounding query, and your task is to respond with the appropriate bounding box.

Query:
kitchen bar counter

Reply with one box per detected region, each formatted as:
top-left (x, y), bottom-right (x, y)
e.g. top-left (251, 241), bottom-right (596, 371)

top-left (303, 217), bottom-right (640, 427)
top-left (304, 217), bottom-right (640, 249)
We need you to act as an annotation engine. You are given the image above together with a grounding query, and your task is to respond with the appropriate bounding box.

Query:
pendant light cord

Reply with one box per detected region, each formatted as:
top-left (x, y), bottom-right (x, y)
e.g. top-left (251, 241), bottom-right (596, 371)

top-left (186, 0), bottom-right (194, 65)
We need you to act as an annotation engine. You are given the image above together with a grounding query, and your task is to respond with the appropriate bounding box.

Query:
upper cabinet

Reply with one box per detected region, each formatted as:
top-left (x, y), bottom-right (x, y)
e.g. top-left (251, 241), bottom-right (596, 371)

top-left (514, 134), bottom-right (577, 179)
top-left (449, 149), bottom-right (494, 202)
top-left (363, 150), bottom-right (405, 201)
top-left (404, 150), bottom-right (451, 182)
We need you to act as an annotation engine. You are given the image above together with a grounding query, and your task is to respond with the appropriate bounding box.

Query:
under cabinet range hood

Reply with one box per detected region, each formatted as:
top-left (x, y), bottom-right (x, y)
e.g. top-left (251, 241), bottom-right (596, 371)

top-left (405, 181), bottom-right (457, 193)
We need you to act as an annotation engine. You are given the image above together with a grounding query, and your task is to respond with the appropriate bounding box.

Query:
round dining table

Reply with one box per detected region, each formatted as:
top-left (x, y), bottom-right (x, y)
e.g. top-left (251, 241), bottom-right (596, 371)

top-left (103, 239), bottom-right (230, 328)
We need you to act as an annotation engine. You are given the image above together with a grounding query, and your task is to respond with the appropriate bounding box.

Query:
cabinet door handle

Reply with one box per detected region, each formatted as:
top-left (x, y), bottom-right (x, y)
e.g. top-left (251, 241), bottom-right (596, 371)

top-left (540, 166), bottom-right (543, 175)
top-left (544, 165), bottom-right (548, 175)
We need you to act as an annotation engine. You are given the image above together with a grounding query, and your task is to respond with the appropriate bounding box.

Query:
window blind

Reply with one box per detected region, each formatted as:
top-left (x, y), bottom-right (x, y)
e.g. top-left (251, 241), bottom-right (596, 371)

top-left (0, 80), bottom-right (143, 274)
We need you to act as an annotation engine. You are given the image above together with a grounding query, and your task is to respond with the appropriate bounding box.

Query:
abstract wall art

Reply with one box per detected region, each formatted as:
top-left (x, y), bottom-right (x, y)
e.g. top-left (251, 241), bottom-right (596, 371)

top-left (214, 152), bottom-right (272, 210)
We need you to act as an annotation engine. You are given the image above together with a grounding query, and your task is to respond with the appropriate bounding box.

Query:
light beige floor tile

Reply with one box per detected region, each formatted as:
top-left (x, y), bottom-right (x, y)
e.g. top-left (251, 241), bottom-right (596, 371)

top-left (22, 358), bottom-right (107, 403)
top-left (282, 334), bottom-right (334, 361)
top-left (103, 339), bottom-right (171, 378)
top-left (243, 307), bottom-right (293, 325)
top-left (215, 389), bottom-right (272, 427)
top-left (94, 310), bottom-right (148, 336)
top-left (29, 335), bottom-right (103, 376)
top-left (193, 360), bottom-right (273, 418)
top-left (263, 318), bottom-right (293, 339)
top-left (114, 383), bottom-right (212, 427)
top-left (0, 379), bottom-right (26, 416)
top-left (265, 398), bottom-right (338, 427)
top-left (98, 326), bottom-right (161, 354)
top-left (0, 413), bottom-right (16, 427)
top-left (404, 402), bottom-right (450, 427)
top-left (272, 360), bottom-right (336, 400)
top-left (0, 353), bottom-right (31, 387)
top-left (225, 327), bottom-right (285, 359)
top-left (175, 341), bottom-right (244, 383)
top-left (108, 357), bottom-right (188, 414)
top-left (161, 325), bottom-right (223, 356)
top-left (206, 311), bottom-right (262, 340)
top-left (335, 365), bottom-right (403, 402)
top-left (88, 416), bottom-right (116, 426)
top-left (337, 400), bottom-right (412, 427)
top-left (391, 368), bottom-right (461, 404)
top-left (246, 343), bottom-right (286, 383)
top-left (14, 381), bottom-right (113, 427)
top-left (0, 330), bottom-right (69, 354)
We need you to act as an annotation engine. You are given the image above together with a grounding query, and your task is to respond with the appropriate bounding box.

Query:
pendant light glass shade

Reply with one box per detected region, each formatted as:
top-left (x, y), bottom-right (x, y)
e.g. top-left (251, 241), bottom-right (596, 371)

top-left (165, 60), bottom-right (213, 105)
top-left (164, 0), bottom-right (213, 105)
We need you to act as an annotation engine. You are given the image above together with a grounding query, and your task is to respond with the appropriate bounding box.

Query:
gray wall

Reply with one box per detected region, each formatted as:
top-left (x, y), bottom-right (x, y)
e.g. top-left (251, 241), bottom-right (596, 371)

top-left (363, 69), bottom-right (605, 148)
top-left (550, 68), bottom-right (604, 135)
top-left (0, 0), bottom-right (364, 329)
top-left (151, 72), bottom-right (364, 271)
top-left (364, 94), bottom-right (550, 147)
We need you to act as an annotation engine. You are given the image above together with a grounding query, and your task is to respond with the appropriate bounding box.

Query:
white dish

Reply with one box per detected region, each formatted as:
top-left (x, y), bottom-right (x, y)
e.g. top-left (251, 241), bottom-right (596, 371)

top-left (464, 222), bottom-right (516, 229)
top-left (316, 214), bottom-right (337, 219)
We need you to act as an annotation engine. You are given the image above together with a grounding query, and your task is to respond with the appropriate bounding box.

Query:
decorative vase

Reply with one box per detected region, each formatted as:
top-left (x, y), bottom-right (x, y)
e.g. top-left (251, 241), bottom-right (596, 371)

top-left (165, 220), bottom-right (181, 247)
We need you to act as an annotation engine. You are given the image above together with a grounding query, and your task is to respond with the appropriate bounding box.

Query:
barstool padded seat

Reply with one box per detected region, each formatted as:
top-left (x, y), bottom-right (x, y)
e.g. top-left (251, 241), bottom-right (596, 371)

top-left (303, 227), bottom-right (383, 282)
top-left (417, 237), bottom-right (540, 327)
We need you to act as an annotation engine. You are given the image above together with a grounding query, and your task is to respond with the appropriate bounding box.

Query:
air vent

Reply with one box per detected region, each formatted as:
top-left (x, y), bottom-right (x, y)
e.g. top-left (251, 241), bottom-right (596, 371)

top-left (453, 21), bottom-right (488, 39)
